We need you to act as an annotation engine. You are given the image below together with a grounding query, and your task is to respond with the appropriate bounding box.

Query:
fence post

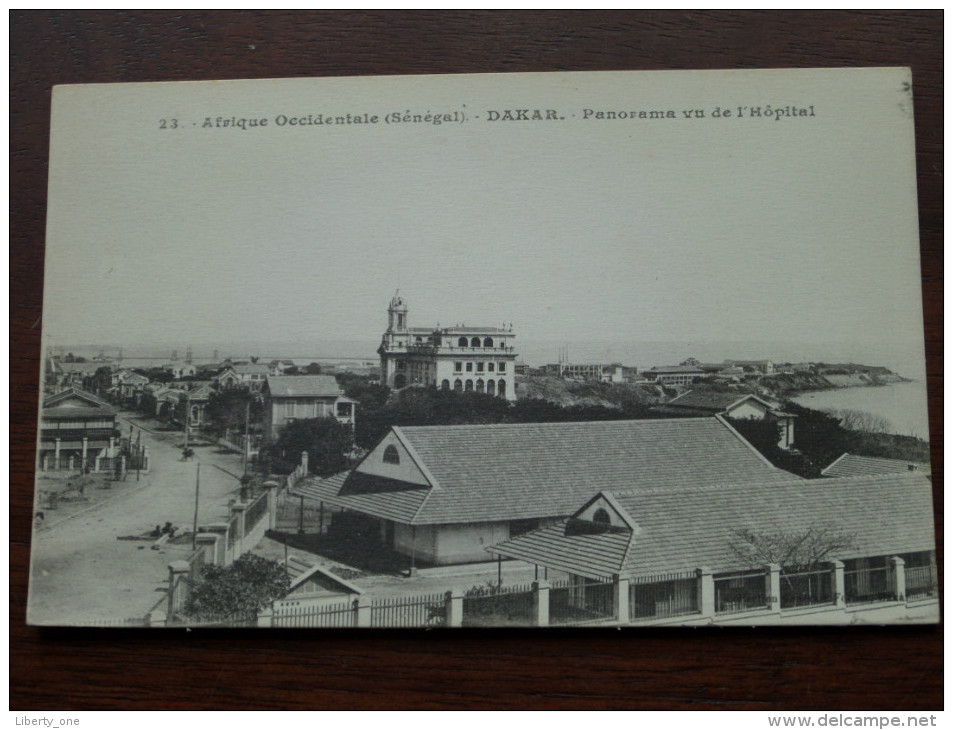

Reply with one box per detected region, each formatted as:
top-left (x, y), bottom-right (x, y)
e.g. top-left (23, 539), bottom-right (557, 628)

top-left (231, 503), bottom-right (247, 557)
top-left (195, 533), bottom-right (219, 566)
top-left (765, 563), bottom-right (781, 614)
top-left (54, 438), bottom-right (61, 470)
top-left (166, 560), bottom-right (191, 624)
top-left (445, 590), bottom-right (463, 628)
top-left (81, 437), bottom-right (88, 471)
top-left (354, 596), bottom-right (371, 627)
top-left (301, 450), bottom-right (309, 475)
top-left (205, 523), bottom-right (230, 565)
top-left (613, 575), bottom-right (630, 624)
top-left (533, 580), bottom-right (550, 627)
top-left (888, 556), bottom-right (906, 601)
top-left (831, 560), bottom-right (846, 608)
top-left (257, 607), bottom-right (274, 628)
top-left (696, 567), bottom-right (715, 619)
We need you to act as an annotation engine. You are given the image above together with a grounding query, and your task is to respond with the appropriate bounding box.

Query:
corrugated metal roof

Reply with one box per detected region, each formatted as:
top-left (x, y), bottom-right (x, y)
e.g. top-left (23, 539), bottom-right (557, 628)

top-left (491, 473), bottom-right (935, 579)
top-left (822, 453), bottom-right (931, 478)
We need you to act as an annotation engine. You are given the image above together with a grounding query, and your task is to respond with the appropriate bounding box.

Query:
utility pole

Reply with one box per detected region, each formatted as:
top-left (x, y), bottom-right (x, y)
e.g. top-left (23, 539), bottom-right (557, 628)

top-left (242, 399), bottom-right (250, 474)
top-left (184, 392), bottom-right (191, 452)
top-left (191, 463), bottom-right (200, 550)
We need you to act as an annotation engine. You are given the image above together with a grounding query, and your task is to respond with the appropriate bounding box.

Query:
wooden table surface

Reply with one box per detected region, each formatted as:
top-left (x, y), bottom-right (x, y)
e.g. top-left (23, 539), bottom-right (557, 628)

top-left (11, 11), bottom-right (942, 711)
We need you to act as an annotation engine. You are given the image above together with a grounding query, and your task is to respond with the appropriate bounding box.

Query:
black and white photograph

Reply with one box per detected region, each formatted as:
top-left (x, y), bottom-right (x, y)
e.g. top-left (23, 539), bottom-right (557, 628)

top-left (28, 67), bottom-right (937, 629)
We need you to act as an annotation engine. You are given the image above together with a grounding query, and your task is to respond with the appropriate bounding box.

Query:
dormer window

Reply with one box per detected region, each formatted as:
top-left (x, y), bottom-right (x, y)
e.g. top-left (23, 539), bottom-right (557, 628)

top-left (383, 445), bottom-right (400, 465)
top-left (592, 508), bottom-right (611, 525)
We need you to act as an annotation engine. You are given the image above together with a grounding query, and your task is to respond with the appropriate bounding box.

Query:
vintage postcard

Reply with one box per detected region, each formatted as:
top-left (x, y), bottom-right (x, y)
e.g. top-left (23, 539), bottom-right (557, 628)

top-left (29, 68), bottom-right (936, 628)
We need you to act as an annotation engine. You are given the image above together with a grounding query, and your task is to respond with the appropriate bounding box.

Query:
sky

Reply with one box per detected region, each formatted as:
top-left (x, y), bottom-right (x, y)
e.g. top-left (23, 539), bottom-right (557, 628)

top-left (41, 69), bottom-right (927, 374)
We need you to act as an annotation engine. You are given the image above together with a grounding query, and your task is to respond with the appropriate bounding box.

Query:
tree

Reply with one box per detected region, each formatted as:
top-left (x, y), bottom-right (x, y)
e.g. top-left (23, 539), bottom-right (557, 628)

top-left (275, 416), bottom-right (354, 476)
top-left (304, 362), bottom-right (323, 375)
top-left (91, 366), bottom-right (113, 395)
top-left (183, 554), bottom-right (290, 623)
top-left (204, 388), bottom-right (263, 436)
top-left (728, 524), bottom-right (856, 573)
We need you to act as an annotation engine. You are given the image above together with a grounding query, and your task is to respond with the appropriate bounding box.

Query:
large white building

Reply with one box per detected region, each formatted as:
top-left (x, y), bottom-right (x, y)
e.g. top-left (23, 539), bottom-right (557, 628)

top-left (377, 293), bottom-right (518, 400)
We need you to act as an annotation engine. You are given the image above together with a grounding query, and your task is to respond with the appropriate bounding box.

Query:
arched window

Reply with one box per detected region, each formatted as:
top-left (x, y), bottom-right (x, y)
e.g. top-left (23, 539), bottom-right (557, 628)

top-left (458, 337), bottom-right (468, 347)
top-left (470, 337), bottom-right (481, 347)
top-left (393, 374), bottom-right (406, 389)
top-left (476, 379), bottom-right (485, 393)
top-left (383, 445), bottom-right (400, 465)
top-left (483, 337), bottom-right (494, 347)
top-left (486, 380), bottom-right (495, 396)
top-left (441, 379), bottom-right (450, 390)
top-left (592, 508), bottom-right (611, 525)
top-left (454, 379), bottom-right (463, 391)
top-left (498, 379), bottom-right (506, 398)
top-left (465, 379), bottom-right (474, 391)
top-left (415, 336), bottom-right (423, 344)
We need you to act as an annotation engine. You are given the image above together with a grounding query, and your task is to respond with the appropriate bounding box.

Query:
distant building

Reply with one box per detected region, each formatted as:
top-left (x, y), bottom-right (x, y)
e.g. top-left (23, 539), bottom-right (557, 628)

top-left (543, 362), bottom-right (625, 383)
top-left (377, 293), bottom-right (518, 401)
top-left (263, 375), bottom-right (357, 440)
top-left (644, 364), bottom-right (705, 386)
top-left (214, 363), bottom-right (270, 390)
top-left (664, 390), bottom-right (796, 449)
top-left (163, 362), bottom-right (197, 379)
top-left (724, 359), bottom-right (775, 375)
top-left (51, 361), bottom-right (112, 391)
top-left (269, 360), bottom-right (296, 376)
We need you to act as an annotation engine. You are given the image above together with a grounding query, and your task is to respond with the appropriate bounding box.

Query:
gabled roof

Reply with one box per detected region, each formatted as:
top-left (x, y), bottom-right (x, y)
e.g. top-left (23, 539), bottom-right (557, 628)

top-left (490, 473), bottom-right (936, 580)
top-left (266, 375), bottom-right (344, 398)
top-left (667, 390), bottom-right (773, 413)
top-left (822, 453), bottom-right (931, 478)
top-left (295, 417), bottom-right (796, 526)
top-left (42, 388), bottom-right (118, 419)
top-left (232, 363), bottom-right (270, 375)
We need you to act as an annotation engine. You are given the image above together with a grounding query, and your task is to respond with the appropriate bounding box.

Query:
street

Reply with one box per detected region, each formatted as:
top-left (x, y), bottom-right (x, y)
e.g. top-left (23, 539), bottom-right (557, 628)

top-left (27, 412), bottom-right (251, 624)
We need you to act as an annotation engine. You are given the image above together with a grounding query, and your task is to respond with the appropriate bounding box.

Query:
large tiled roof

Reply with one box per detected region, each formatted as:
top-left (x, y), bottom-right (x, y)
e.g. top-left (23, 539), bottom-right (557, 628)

top-left (295, 471), bottom-right (428, 523)
top-left (491, 473), bottom-right (936, 579)
top-left (231, 363), bottom-right (270, 375)
top-left (266, 375), bottom-right (343, 398)
top-left (667, 390), bottom-right (766, 412)
top-left (298, 417), bottom-right (795, 526)
top-left (822, 453), bottom-right (931, 478)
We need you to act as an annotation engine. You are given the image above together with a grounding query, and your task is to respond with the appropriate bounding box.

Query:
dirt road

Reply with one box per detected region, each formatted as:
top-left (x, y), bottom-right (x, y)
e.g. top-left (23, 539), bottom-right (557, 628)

top-left (27, 413), bottom-right (250, 625)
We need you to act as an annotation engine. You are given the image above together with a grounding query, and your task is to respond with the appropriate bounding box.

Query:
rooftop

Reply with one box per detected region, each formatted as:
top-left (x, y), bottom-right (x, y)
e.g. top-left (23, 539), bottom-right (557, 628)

top-left (822, 453), bottom-right (931, 478)
top-left (266, 375), bottom-right (345, 398)
top-left (295, 417), bottom-right (796, 526)
top-left (490, 473), bottom-right (936, 579)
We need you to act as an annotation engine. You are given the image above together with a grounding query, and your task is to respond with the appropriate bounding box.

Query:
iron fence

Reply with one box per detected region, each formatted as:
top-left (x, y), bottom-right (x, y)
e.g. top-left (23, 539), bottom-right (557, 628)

top-left (226, 512), bottom-right (241, 550)
top-left (272, 600), bottom-right (354, 628)
top-left (905, 564), bottom-right (938, 600)
top-left (844, 565), bottom-right (893, 604)
top-left (714, 570), bottom-right (768, 614)
top-left (371, 592), bottom-right (446, 628)
top-left (550, 578), bottom-right (615, 625)
top-left (462, 583), bottom-right (535, 627)
top-left (630, 572), bottom-right (699, 621)
top-left (187, 546), bottom-right (206, 583)
top-left (780, 568), bottom-right (833, 609)
top-left (244, 491), bottom-right (269, 535)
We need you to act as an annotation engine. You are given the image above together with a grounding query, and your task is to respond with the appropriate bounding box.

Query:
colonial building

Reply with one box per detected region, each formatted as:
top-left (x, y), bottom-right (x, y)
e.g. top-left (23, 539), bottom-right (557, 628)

top-left (263, 375), bottom-right (357, 440)
top-left (294, 416), bottom-right (797, 566)
top-left (377, 293), bottom-right (518, 400)
top-left (37, 388), bottom-right (119, 470)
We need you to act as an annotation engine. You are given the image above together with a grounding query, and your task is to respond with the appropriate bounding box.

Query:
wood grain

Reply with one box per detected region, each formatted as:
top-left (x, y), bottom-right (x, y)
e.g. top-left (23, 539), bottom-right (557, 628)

top-left (11, 10), bottom-right (942, 711)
